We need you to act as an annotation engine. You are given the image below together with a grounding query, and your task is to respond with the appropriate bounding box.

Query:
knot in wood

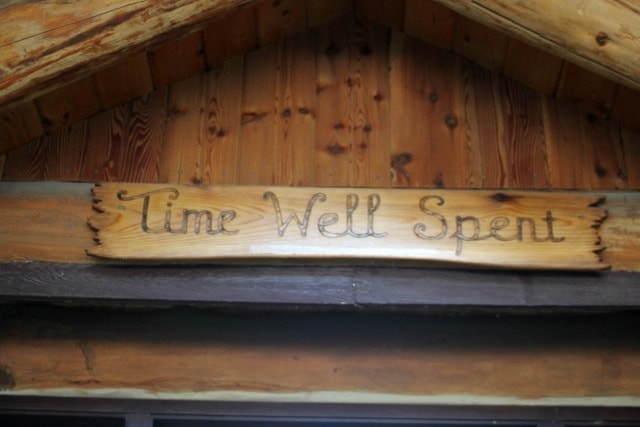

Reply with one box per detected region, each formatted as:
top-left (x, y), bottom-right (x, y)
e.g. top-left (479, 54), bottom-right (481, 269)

top-left (595, 32), bottom-right (609, 46)
top-left (444, 113), bottom-right (458, 129)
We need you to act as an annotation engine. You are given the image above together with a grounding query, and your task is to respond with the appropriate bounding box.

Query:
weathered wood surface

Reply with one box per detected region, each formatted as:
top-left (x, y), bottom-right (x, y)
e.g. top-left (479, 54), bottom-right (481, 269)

top-left (1, 305), bottom-right (639, 404)
top-left (1, 262), bottom-right (640, 309)
top-left (0, 0), bottom-right (254, 106)
top-left (89, 183), bottom-right (606, 270)
top-left (434, 0), bottom-right (640, 92)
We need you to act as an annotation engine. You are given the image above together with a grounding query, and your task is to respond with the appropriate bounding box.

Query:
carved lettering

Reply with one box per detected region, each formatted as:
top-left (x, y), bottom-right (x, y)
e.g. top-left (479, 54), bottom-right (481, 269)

top-left (264, 191), bottom-right (326, 237)
top-left (414, 196), bottom-right (447, 240)
top-left (318, 193), bottom-right (386, 238)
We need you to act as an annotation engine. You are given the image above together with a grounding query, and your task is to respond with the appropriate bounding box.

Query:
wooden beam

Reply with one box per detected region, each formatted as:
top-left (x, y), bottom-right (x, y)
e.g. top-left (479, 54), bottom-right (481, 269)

top-left (0, 0), bottom-right (257, 106)
top-left (433, 0), bottom-right (640, 91)
top-left (1, 262), bottom-right (640, 309)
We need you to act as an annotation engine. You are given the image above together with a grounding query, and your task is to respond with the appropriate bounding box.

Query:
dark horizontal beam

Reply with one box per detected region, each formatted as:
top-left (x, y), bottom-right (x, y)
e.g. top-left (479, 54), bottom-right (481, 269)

top-left (1, 262), bottom-right (639, 310)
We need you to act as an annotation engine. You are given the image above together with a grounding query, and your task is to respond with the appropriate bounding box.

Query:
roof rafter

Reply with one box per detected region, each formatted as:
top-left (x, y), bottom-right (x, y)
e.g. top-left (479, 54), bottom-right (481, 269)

top-left (434, 0), bottom-right (640, 92)
top-left (0, 0), bottom-right (257, 106)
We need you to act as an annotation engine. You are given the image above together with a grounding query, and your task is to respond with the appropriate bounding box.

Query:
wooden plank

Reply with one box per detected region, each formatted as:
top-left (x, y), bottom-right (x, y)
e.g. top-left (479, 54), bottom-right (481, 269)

top-left (541, 97), bottom-right (591, 190)
top-left (1, 138), bottom-right (47, 181)
top-left (0, 154), bottom-right (5, 180)
top-left (611, 85), bottom-right (640, 131)
top-left (2, 262), bottom-right (640, 308)
top-left (34, 75), bottom-right (101, 132)
top-left (0, 0), bottom-right (256, 106)
top-left (89, 183), bottom-right (606, 270)
top-left (433, 0), bottom-right (640, 92)
top-left (1, 305), bottom-right (640, 402)
top-left (94, 52), bottom-right (154, 110)
top-left (496, 77), bottom-right (549, 188)
top-left (256, 0), bottom-right (306, 46)
top-left (117, 89), bottom-right (168, 183)
top-left (315, 19), bottom-right (353, 187)
top-left (620, 127), bottom-right (640, 189)
top-left (579, 114), bottom-right (627, 190)
top-left (200, 58), bottom-right (244, 185)
top-left (451, 15), bottom-right (508, 71)
top-left (43, 121), bottom-right (87, 181)
top-left (0, 101), bottom-right (45, 155)
top-left (403, 0), bottom-right (457, 51)
top-left (389, 31), bottom-right (429, 187)
top-left (0, 182), bottom-right (94, 262)
top-left (237, 44), bottom-right (279, 185)
top-left (275, 32), bottom-right (318, 186)
top-left (203, 5), bottom-right (258, 68)
top-left (0, 182), bottom-right (639, 269)
top-left (80, 109), bottom-right (122, 182)
top-left (503, 39), bottom-right (563, 96)
top-left (148, 31), bottom-right (207, 89)
top-left (351, 22), bottom-right (390, 187)
top-left (556, 62), bottom-right (617, 119)
top-left (159, 75), bottom-right (207, 184)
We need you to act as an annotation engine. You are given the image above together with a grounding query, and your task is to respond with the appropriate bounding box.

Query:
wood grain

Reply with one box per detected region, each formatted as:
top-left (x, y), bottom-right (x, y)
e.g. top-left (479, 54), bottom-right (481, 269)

top-left (200, 57), bottom-right (244, 186)
top-left (148, 31), bottom-right (207, 89)
top-left (579, 114), bottom-right (627, 190)
top-left (203, 4), bottom-right (258, 68)
top-left (356, 0), bottom-right (406, 29)
top-left (89, 183), bottom-right (606, 270)
top-left (306, 0), bottom-right (353, 28)
top-left (556, 62), bottom-right (617, 119)
top-left (452, 15), bottom-right (508, 71)
top-left (620, 127), bottom-right (640, 189)
top-left (2, 137), bottom-right (47, 181)
top-left (237, 44), bottom-right (279, 185)
top-left (503, 39), bottom-right (563, 96)
top-left (351, 22), bottom-right (390, 187)
top-left (43, 121), bottom-right (87, 181)
top-left (315, 19), bottom-right (353, 186)
top-left (0, 0), bottom-right (254, 105)
top-left (256, 0), bottom-right (306, 47)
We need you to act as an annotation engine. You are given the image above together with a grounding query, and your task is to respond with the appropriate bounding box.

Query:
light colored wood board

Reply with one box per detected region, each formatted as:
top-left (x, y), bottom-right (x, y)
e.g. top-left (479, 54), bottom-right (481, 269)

top-left (503, 39), bottom-right (563, 96)
top-left (1, 138), bottom-right (47, 181)
top-left (80, 109), bottom-right (117, 182)
top-left (433, 0), bottom-right (640, 92)
top-left (0, 182), bottom-right (94, 262)
top-left (0, 100), bottom-right (45, 154)
top-left (148, 31), bottom-right (207, 89)
top-left (306, 0), bottom-right (353, 28)
top-left (496, 77), bottom-right (549, 188)
top-left (203, 4), bottom-right (258, 68)
top-left (579, 114), bottom-right (628, 190)
top-left (89, 183), bottom-right (607, 270)
top-left (200, 57), bottom-right (243, 185)
top-left (451, 14), bottom-right (508, 72)
top-left (600, 192), bottom-right (640, 271)
top-left (43, 120), bottom-right (87, 181)
top-left (117, 89), bottom-right (168, 183)
top-left (389, 30), bottom-right (430, 187)
top-left (159, 74), bottom-right (207, 184)
top-left (541, 97), bottom-right (590, 190)
top-left (467, 66), bottom-right (505, 188)
top-left (315, 19), bottom-right (353, 187)
top-left (350, 22), bottom-right (390, 188)
top-left (94, 52), bottom-right (154, 110)
top-left (355, 0), bottom-right (405, 29)
top-left (611, 85), bottom-right (640, 131)
top-left (556, 62), bottom-right (617, 119)
top-left (621, 127), bottom-right (640, 189)
top-left (256, 0), bottom-right (306, 46)
top-left (3, 306), bottom-right (640, 401)
top-left (0, 0), bottom-right (254, 106)
top-left (34, 75), bottom-right (101, 132)
top-left (403, 0), bottom-right (456, 50)
top-left (275, 32), bottom-right (317, 187)
top-left (237, 43), bottom-right (279, 185)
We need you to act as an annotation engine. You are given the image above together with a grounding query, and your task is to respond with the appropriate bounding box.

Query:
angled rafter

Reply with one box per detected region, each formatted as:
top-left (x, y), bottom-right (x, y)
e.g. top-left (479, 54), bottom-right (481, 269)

top-left (0, 0), bottom-right (257, 106)
top-left (434, 0), bottom-right (640, 91)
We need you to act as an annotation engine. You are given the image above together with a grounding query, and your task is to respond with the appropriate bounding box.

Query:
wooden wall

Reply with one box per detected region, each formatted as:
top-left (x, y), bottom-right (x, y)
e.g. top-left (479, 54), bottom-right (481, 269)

top-left (1, 18), bottom-right (638, 190)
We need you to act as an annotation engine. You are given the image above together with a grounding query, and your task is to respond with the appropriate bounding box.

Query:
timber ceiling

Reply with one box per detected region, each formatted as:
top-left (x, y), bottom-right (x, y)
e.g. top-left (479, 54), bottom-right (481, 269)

top-left (0, 0), bottom-right (639, 163)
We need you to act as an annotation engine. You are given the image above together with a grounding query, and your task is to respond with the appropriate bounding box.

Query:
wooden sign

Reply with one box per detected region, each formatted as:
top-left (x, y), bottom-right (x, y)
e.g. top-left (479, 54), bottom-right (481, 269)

top-left (89, 183), bottom-right (607, 270)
